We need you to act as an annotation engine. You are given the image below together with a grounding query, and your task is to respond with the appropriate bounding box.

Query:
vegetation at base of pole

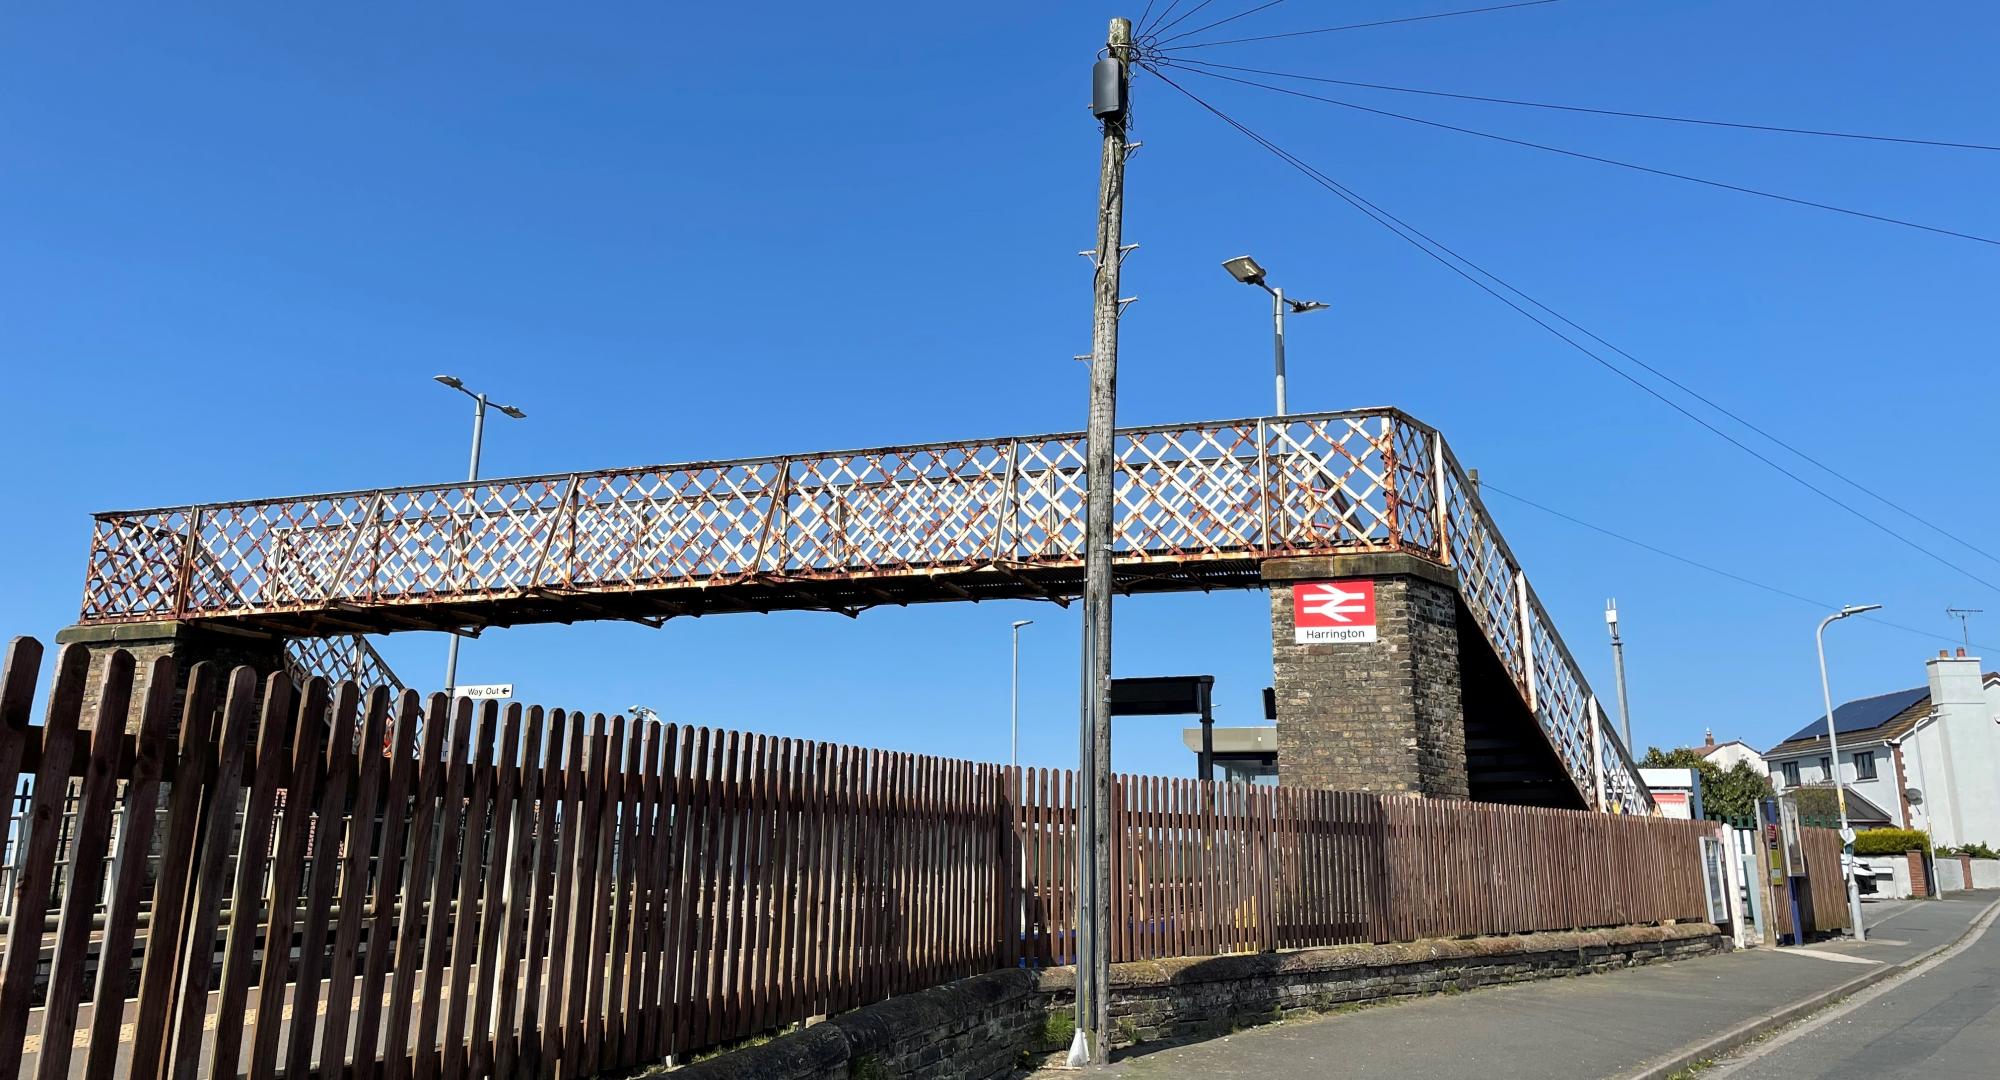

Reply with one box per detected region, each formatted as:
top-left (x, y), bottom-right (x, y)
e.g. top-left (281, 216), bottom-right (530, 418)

top-left (1639, 746), bottom-right (1776, 823)
top-left (1850, 828), bottom-right (1929, 856)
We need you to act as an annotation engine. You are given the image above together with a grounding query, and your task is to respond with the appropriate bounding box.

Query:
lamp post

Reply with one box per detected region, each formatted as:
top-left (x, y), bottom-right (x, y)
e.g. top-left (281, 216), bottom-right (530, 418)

top-left (1010, 619), bottom-right (1034, 768)
top-left (1816, 603), bottom-right (1881, 942)
top-left (434, 375), bottom-right (527, 698)
top-left (1222, 255), bottom-right (1328, 415)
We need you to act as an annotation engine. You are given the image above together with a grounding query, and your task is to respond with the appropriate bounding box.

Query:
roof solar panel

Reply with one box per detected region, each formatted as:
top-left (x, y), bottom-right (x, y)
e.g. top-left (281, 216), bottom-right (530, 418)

top-left (1779, 685), bottom-right (1929, 745)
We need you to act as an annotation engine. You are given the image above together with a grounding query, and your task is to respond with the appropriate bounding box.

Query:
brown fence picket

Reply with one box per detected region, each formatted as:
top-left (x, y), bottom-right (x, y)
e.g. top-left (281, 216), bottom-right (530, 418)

top-left (532, 709), bottom-right (579, 1078)
top-left (414, 697), bottom-right (474, 1080)
top-left (318, 686), bottom-right (392, 1080)
top-left (283, 682), bottom-right (362, 1080)
top-left (438, 700), bottom-right (497, 1080)
top-left (470, 702), bottom-right (524, 1079)
top-left (36, 650), bottom-right (133, 1080)
top-left (248, 679), bottom-right (331, 1080)
top-left (354, 690), bottom-right (424, 1080)
top-left (385, 693), bottom-right (451, 1080)
top-left (206, 672), bottom-right (297, 1080)
top-left (495, 705), bottom-right (547, 1080)
top-left (0, 642), bottom-right (78, 1079)
top-left (127, 662), bottom-right (220, 1080)
top-left (82, 654), bottom-right (175, 1080)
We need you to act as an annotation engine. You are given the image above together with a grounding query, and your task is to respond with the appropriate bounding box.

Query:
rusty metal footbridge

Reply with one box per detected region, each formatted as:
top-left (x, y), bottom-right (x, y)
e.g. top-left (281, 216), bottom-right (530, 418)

top-left (75, 407), bottom-right (1648, 812)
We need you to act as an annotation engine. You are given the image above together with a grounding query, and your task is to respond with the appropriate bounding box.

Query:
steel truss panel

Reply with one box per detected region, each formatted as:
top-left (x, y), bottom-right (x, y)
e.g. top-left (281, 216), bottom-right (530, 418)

top-left (78, 407), bottom-right (1650, 811)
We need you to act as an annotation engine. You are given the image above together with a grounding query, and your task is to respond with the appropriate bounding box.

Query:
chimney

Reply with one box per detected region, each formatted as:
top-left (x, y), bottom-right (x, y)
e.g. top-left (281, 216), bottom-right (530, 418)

top-left (1704, 728), bottom-right (1715, 748)
top-left (1957, 647), bottom-right (1968, 658)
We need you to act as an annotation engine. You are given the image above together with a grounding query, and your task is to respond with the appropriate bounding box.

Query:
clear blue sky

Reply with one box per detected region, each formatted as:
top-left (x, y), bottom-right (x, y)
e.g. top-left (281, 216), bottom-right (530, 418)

top-left (4, 2), bottom-right (1996, 777)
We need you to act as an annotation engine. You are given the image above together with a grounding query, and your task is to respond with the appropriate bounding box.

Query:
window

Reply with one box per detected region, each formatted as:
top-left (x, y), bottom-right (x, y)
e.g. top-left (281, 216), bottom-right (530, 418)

top-left (1855, 751), bottom-right (1877, 780)
top-left (1782, 760), bottom-right (1800, 787)
top-left (1820, 756), bottom-right (1832, 780)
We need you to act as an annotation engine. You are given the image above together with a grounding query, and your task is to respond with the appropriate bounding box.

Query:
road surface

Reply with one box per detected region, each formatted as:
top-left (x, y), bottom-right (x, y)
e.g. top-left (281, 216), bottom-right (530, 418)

top-left (1711, 894), bottom-right (2000, 1078)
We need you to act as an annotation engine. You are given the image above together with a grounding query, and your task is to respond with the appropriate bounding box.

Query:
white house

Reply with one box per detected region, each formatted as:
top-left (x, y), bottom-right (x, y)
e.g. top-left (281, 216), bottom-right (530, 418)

top-left (1765, 649), bottom-right (2000, 845)
top-left (1691, 730), bottom-right (1767, 777)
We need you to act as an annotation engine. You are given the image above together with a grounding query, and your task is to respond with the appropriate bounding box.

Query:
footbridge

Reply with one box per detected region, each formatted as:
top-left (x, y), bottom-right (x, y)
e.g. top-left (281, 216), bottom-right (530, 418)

top-left (74, 408), bottom-right (1649, 813)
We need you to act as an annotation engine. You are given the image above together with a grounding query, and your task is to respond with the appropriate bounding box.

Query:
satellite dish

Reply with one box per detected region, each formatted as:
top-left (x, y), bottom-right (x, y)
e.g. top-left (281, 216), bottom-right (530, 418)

top-left (1905, 786), bottom-right (1925, 806)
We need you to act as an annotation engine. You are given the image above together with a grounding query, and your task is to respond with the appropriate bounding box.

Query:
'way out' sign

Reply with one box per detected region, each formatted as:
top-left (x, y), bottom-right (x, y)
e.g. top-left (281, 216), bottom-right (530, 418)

top-left (1293, 580), bottom-right (1378, 644)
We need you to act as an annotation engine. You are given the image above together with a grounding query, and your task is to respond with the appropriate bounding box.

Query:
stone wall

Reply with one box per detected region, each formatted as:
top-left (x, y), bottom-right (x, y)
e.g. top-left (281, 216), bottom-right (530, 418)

top-left (1267, 554), bottom-right (1468, 797)
top-left (53, 620), bottom-right (285, 734)
top-left (665, 968), bottom-right (1046, 1080)
top-left (671, 924), bottom-right (1725, 1080)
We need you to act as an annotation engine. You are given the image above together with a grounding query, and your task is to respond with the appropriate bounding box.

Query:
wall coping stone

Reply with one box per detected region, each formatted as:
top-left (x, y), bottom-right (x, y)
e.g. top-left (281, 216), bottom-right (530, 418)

top-left (54, 620), bottom-right (278, 645)
top-left (673, 924), bottom-right (1722, 1079)
top-left (1261, 552), bottom-right (1458, 589)
top-left (1034, 923), bottom-right (1717, 992)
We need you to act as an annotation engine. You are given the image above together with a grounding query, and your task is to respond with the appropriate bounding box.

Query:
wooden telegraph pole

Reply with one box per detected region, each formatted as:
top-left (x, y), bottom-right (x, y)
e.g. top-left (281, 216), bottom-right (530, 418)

top-left (1075, 14), bottom-right (1132, 1069)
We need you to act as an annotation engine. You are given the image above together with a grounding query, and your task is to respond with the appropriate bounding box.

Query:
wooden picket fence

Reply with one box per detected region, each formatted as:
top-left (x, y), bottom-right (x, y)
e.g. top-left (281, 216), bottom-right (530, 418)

top-left (0, 636), bottom-right (1716, 1078)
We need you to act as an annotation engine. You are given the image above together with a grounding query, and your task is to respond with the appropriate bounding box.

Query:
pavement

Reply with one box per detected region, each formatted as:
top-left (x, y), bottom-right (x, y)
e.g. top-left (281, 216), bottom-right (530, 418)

top-left (1033, 891), bottom-right (2000, 1080)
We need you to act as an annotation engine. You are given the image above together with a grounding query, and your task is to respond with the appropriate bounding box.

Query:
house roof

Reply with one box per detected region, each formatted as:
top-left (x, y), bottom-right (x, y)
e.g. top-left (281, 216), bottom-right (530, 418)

top-left (1772, 685), bottom-right (1930, 751)
top-left (1785, 783), bottom-right (1896, 826)
top-left (1766, 670), bottom-right (2000, 758)
top-left (1693, 739), bottom-right (1760, 759)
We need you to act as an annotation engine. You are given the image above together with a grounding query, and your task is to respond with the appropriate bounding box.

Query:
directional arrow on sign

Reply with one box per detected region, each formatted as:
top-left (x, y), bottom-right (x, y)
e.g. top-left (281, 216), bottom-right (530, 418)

top-left (1300, 584), bottom-right (1370, 623)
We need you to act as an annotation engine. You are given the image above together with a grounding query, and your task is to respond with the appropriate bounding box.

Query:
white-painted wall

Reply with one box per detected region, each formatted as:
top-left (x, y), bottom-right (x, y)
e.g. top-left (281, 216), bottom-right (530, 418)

top-left (1703, 743), bottom-right (1768, 777)
top-left (1904, 657), bottom-right (2000, 849)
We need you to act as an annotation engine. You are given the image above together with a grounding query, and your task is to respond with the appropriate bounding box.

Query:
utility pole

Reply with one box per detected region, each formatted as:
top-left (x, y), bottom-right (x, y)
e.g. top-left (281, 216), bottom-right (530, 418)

top-left (1073, 15), bottom-right (1131, 1069)
top-left (1606, 598), bottom-right (1633, 751)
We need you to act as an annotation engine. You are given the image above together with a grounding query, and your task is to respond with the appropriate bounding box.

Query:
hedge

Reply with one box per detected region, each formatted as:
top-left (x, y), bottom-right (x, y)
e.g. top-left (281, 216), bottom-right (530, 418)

top-left (1853, 827), bottom-right (1929, 856)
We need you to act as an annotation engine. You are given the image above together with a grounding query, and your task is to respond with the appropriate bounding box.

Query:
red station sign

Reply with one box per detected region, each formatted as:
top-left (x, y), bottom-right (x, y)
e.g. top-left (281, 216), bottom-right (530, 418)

top-left (1292, 580), bottom-right (1379, 644)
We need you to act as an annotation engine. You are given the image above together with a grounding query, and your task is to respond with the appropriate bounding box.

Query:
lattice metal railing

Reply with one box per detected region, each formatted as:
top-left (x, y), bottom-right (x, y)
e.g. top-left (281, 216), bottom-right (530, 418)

top-left (79, 408), bottom-right (1648, 812)
top-left (283, 634), bottom-right (404, 692)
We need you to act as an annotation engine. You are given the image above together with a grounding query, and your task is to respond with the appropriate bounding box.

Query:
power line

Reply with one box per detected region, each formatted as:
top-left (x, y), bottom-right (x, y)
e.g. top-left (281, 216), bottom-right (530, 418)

top-left (1159, 0), bottom-right (1565, 51)
top-left (1140, 63), bottom-right (2000, 599)
top-left (1166, 58), bottom-right (2000, 152)
top-left (1153, 66), bottom-right (2000, 570)
top-left (1146, 0), bottom-right (1219, 41)
top-left (1148, 0), bottom-right (1291, 48)
top-left (1481, 481), bottom-right (1999, 653)
top-left (1158, 60), bottom-right (2000, 247)
top-left (1138, 1), bottom-right (1163, 38)
top-left (1139, 0), bottom-right (1186, 40)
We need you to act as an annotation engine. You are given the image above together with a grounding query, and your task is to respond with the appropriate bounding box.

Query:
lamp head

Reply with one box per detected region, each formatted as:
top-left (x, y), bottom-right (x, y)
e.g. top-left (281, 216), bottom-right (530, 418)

top-left (1839, 603), bottom-right (1883, 619)
top-left (434, 374), bottom-right (464, 390)
top-left (1289, 299), bottom-right (1330, 315)
top-left (1222, 255), bottom-right (1266, 286)
top-left (496, 404), bottom-right (528, 420)
top-left (1012, 619), bottom-right (1035, 630)
top-left (1605, 598), bottom-right (1619, 627)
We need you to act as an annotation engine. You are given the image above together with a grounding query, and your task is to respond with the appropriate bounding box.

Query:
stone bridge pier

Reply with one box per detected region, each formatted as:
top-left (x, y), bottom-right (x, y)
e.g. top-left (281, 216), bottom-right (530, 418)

top-left (1266, 553), bottom-right (1580, 808)
top-left (52, 620), bottom-right (285, 731)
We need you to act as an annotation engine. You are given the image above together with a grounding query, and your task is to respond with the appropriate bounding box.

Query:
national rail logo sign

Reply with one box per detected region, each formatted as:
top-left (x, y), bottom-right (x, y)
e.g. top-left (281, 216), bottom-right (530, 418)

top-left (1293, 580), bottom-right (1378, 644)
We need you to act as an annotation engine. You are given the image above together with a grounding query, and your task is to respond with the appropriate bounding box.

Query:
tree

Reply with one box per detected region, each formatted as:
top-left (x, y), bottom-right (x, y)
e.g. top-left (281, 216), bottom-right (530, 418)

top-left (1640, 746), bottom-right (1775, 822)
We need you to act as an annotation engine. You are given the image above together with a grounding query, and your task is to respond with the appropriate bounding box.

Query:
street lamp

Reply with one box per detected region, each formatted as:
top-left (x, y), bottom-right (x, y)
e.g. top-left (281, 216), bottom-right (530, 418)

top-left (1010, 619), bottom-right (1034, 768)
top-left (434, 375), bottom-right (528, 698)
top-left (1222, 255), bottom-right (1328, 415)
top-left (1816, 603), bottom-right (1881, 942)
